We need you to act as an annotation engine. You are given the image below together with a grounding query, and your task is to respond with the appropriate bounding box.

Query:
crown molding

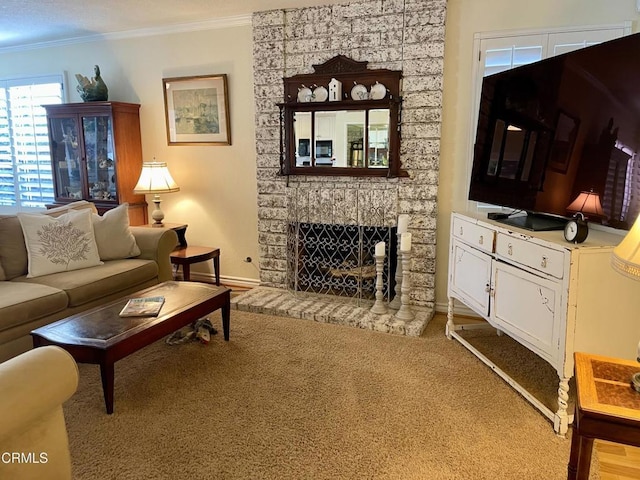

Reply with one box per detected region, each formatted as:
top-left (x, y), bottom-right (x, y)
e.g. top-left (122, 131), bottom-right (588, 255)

top-left (0, 14), bottom-right (252, 54)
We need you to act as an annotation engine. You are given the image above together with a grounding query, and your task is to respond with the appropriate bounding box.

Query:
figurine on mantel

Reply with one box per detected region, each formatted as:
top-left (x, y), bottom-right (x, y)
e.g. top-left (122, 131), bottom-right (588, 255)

top-left (75, 65), bottom-right (108, 102)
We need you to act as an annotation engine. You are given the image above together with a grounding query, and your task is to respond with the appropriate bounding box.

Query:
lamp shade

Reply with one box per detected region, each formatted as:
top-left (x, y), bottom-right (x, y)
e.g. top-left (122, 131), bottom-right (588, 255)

top-left (612, 214), bottom-right (640, 279)
top-left (133, 162), bottom-right (180, 194)
top-left (566, 190), bottom-right (604, 218)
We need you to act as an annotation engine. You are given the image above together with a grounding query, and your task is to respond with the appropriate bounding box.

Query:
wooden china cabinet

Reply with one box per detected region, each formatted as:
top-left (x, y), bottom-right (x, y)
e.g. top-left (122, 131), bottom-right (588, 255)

top-left (43, 102), bottom-right (147, 225)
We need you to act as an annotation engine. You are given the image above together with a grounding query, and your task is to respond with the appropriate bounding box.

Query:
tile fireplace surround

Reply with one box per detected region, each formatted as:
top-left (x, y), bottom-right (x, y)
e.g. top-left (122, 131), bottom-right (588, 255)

top-left (240, 0), bottom-right (446, 336)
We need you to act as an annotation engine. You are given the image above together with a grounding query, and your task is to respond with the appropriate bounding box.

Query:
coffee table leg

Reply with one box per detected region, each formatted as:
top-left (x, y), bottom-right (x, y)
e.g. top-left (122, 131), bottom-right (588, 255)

top-left (222, 301), bottom-right (230, 341)
top-left (100, 361), bottom-right (115, 414)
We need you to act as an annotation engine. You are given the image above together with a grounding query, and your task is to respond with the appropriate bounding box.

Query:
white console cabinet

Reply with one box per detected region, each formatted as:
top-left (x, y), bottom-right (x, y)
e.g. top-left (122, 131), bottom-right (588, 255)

top-left (446, 211), bottom-right (640, 435)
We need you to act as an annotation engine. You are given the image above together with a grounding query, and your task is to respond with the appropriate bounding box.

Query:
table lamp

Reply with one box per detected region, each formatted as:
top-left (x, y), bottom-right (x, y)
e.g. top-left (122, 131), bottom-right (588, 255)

top-left (566, 189), bottom-right (604, 218)
top-left (133, 161), bottom-right (180, 225)
top-left (611, 213), bottom-right (640, 390)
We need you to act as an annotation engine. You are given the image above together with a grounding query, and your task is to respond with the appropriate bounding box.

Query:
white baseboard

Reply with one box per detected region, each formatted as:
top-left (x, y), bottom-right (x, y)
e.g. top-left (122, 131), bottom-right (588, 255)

top-left (434, 300), bottom-right (480, 319)
top-left (187, 272), bottom-right (260, 289)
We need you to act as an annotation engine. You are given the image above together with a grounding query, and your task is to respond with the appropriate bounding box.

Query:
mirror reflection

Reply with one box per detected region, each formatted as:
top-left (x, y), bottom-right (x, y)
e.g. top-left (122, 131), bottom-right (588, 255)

top-left (294, 109), bottom-right (390, 168)
top-left (368, 109), bottom-right (389, 168)
top-left (487, 119), bottom-right (537, 181)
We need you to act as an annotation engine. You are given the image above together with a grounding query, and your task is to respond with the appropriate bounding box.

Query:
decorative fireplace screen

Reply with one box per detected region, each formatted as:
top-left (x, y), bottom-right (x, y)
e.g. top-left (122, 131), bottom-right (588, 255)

top-left (285, 187), bottom-right (397, 303)
top-left (288, 222), bottom-right (395, 300)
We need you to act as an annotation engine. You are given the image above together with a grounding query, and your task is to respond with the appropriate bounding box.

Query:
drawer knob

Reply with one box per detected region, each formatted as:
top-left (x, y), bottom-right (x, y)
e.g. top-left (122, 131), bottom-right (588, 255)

top-left (541, 256), bottom-right (548, 268)
top-left (479, 235), bottom-right (484, 245)
top-left (459, 226), bottom-right (463, 236)
top-left (485, 283), bottom-right (490, 293)
top-left (507, 243), bottom-right (513, 256)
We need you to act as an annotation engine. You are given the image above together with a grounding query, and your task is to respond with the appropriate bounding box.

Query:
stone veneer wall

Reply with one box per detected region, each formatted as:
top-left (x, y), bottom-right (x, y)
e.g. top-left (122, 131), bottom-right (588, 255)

top-left (252, 0), bottom-right (446, 309)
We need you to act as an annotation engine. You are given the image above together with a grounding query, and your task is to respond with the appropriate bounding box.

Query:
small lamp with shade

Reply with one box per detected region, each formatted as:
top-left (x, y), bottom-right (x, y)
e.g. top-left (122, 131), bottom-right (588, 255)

top-left (133, 161), bottom-right (180, 226)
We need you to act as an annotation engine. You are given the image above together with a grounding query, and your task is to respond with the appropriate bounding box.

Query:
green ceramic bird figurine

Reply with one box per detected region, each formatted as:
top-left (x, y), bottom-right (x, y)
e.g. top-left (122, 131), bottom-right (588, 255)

top-left (75, 65), bottom-right (108, 102)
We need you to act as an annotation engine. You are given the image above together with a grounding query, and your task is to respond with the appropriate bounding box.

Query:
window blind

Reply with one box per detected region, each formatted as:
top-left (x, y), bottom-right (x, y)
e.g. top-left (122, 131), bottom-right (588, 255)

top-left (0, 76), bottom-right (63, 208)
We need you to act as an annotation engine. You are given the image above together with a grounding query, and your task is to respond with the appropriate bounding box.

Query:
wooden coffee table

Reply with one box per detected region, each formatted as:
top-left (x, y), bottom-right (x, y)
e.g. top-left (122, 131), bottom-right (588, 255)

top-left (31, 281), bottom-right (231, 414)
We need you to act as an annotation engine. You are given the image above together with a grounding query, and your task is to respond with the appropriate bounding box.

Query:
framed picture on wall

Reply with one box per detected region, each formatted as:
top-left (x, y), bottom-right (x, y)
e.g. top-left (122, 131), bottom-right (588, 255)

top-left (548, 110), bottom-right (579, 173)
top-left (162, 74), bottom-right (231, 145)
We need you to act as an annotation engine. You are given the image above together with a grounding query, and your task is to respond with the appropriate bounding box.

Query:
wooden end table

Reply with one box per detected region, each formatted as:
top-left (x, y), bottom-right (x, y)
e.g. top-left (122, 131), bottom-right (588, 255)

top-left (138, 223), bottom-right (188, 247)
top-left (568, 352), bottom-right (640, 479)
top-left (170, 246), bottom-right (220, 285)
top-left (31, 281), bottom-right (230, 414)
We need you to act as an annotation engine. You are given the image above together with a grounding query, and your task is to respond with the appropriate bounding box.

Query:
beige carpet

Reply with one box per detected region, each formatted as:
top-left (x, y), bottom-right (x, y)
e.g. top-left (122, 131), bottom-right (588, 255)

top-left (64, 311), bottom-right (586, 479)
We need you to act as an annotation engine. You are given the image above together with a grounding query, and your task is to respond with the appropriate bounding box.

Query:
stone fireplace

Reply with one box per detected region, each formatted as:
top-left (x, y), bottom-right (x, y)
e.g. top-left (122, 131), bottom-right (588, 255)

top-left (235, 0), bottom-right (446, 336)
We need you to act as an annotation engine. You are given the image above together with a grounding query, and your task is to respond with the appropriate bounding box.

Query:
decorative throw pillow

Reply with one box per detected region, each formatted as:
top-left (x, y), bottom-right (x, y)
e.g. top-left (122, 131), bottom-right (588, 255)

top-left (17, 208), bottom-right (103, 278)
top-left (91, 204), bottom-right (141, 260)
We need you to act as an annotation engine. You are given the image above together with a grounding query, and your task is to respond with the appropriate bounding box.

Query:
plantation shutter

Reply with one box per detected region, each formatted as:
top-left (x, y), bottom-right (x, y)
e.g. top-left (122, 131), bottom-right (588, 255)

top-left (0, 75), bottom-right (63, 208)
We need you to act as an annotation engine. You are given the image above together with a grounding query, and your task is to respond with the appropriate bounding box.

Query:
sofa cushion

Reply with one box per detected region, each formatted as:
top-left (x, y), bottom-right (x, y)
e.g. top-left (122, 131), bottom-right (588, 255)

top-left (0, 202), bottom-right (98, 281)
top-left (0, 282), bottom-right (68, 332)
top-left (18, 209), bottom-right (103, 278)
top-left (14, 259), bottom-right (158, 307)
top-left (0, 216), bottom-right (29, 280)
top-left (92, 204), bottom-right (141, 260)
top-left (45, 200), bottom-right (97, 217)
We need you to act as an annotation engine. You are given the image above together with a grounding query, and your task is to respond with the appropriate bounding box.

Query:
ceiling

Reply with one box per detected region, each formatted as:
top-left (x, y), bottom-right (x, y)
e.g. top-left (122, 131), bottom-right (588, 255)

top-left (0, 0), bottom-right (353, 51)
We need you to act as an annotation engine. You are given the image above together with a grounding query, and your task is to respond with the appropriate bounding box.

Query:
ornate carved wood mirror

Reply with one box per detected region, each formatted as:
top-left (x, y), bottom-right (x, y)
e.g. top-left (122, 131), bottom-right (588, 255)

top-left (278, 55), bottom-right (404, 177)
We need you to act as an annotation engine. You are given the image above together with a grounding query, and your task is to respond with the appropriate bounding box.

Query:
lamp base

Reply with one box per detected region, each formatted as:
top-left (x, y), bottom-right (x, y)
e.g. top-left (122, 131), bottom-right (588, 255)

top-left (632, 372), bottom-right (640, 392)
top-left (150, 195), bottom-right (164, 225)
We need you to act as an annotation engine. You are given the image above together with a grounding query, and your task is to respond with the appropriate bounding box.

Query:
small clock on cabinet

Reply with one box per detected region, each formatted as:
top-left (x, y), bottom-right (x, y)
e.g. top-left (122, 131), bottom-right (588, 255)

top-left (564, 214), bottom-right (589, 244)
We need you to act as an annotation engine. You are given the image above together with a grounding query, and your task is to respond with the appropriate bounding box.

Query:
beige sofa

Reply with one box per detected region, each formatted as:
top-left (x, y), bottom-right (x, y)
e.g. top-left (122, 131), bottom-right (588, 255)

top-left (0, 346), bottom-right (78, 480)
top-left (0, 202), bottom-right (178, 361)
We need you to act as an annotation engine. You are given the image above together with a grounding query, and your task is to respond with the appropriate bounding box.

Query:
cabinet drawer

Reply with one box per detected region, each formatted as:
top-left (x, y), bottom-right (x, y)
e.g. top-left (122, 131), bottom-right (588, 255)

top-left (495, 233), bottom-right (564, 279)
top-left (452, 217), bottom-right (494, 253)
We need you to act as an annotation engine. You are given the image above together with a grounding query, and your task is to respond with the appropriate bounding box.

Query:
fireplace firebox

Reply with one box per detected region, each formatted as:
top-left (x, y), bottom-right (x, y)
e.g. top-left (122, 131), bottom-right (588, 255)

top-left (287, 222), bottom-right (396, 301)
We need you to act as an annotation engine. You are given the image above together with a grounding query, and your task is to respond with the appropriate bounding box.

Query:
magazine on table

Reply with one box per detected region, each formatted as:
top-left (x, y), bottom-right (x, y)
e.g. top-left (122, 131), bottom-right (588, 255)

top-left (119, 296), bottom-right (165, 317)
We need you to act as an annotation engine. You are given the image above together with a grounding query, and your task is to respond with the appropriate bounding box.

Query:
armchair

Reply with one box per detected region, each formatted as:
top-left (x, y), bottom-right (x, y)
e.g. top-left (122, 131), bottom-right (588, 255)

top-left (0, 346), bottom-right (78, 479)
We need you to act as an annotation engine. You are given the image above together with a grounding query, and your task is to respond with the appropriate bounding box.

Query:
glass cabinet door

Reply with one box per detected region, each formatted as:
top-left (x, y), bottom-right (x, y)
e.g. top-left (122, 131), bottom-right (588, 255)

top-left (82, 115), bottom-right (116, 202)
top-left (49, 117), bottom-right (83, 200)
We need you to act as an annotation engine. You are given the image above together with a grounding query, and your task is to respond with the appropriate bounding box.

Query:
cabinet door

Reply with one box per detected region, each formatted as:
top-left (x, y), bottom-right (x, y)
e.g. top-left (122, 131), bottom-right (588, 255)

top-left (48, 116), bottom-right (83, 201)
top-left (82, 115), bottom-right (117, 203)
top-left (491, 260), bottom-right (562, 364)
top-left (449, 239), bottom-right (492, 317)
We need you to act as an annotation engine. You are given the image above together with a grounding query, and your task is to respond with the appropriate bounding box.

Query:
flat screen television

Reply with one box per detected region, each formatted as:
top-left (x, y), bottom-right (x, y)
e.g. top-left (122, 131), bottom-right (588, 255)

top-left (468, 32), bottom-right (640, 231)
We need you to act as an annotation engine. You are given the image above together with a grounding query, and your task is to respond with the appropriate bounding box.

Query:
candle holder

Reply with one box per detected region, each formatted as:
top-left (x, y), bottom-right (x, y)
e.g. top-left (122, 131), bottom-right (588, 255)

top-left (370, 253), bottom-right (388, 315)
top-left (389, 231), bottom-right (403, 310)
top-left (394, 249), bottom-right (414, 321)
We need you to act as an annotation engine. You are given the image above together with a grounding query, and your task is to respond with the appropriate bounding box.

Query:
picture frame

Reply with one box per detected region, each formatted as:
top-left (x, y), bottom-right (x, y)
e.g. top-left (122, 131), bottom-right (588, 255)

top-left (548, 109), bottom-right (579, 173)
top-left (163, 74), bottom-right (231, 146)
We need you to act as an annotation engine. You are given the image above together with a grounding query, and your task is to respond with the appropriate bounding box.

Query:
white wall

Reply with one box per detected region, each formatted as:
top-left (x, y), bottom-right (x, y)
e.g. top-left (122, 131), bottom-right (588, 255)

top-left (438, 0), bottom-right (640, 310)
top-left (0, 22), bottom-right (261, 285)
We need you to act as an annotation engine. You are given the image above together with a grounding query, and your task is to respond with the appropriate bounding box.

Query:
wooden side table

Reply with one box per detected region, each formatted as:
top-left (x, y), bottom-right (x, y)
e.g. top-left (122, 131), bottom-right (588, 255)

top-left (139, 223), bottom-right (188, 248)
top-left (568, 352), bottom-right (640, 479)
top-left (170, 246), bottom-right (220, 286)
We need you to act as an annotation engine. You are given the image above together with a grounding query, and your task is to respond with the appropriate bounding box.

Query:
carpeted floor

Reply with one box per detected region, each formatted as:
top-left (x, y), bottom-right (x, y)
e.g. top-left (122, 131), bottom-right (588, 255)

top-left (64, 311), bottom-right (590, 479)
